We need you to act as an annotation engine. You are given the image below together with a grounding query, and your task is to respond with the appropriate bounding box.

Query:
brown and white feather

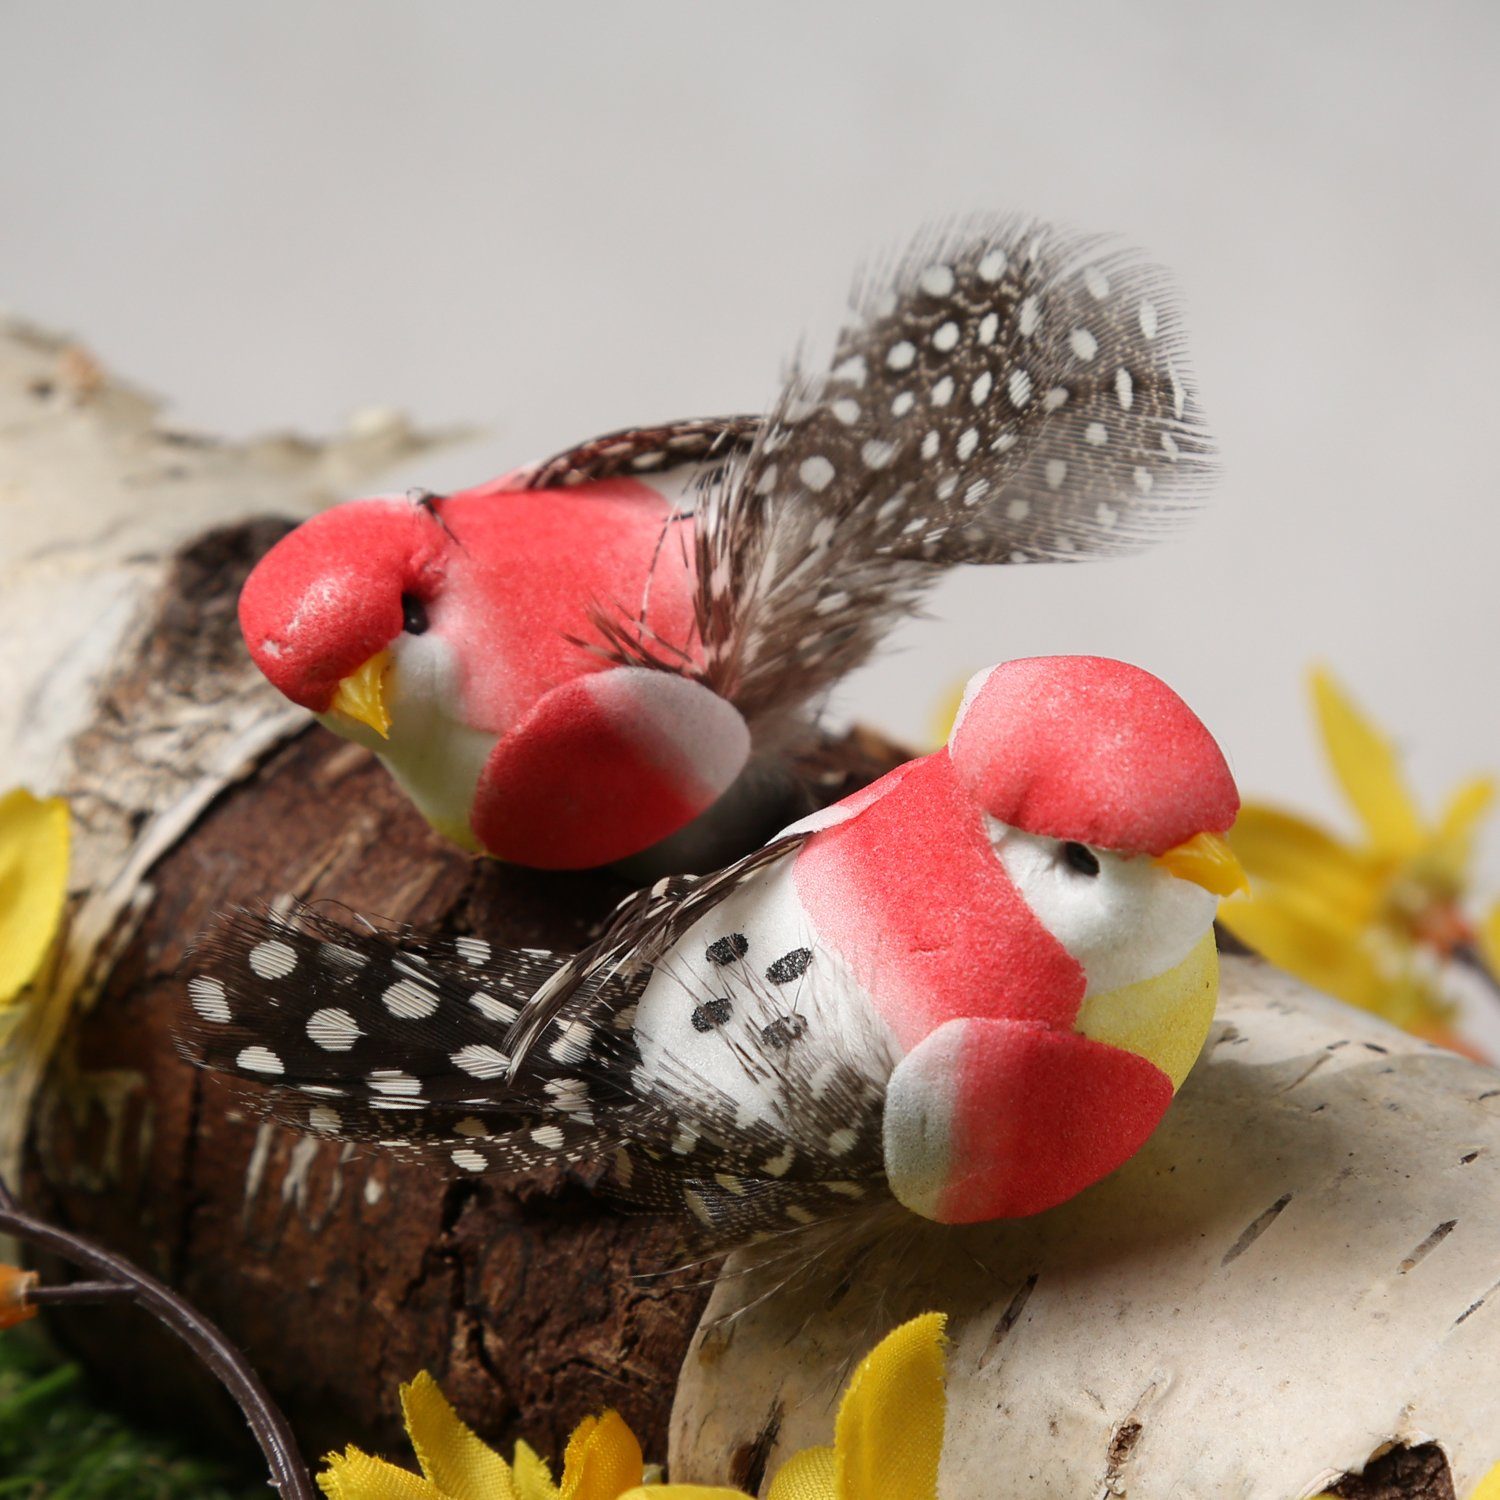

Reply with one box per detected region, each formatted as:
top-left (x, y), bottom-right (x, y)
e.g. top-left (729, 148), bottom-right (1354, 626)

top-left (694, 217), bottom-right (1214, 726)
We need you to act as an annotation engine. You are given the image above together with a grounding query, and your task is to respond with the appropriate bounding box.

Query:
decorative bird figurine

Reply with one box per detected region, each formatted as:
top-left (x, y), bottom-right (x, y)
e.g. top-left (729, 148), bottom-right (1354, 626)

top-left (238, 218), bottom-right (1214, 870)
top-left (181, 655), bottom-right (1244, 1241)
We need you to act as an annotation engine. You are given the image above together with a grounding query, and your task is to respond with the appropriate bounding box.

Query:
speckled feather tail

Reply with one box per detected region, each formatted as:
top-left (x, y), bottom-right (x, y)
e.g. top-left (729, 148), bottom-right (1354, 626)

top-left (179, 905), bottom-right (627, 1176)
top-left (692, 217), bottom-right (1214, 727)
top-left (179, 894), bottom-right (892, 1245)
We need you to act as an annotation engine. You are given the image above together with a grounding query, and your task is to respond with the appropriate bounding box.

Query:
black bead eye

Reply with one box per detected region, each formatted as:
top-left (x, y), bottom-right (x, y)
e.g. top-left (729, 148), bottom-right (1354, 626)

top-left (1063, 841), bottom-right (1101, 877)
top-left (400, 593), bottom-right (430, 635)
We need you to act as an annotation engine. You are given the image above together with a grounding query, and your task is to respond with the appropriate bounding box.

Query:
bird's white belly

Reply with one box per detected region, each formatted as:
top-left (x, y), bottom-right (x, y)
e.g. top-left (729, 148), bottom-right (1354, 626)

top-left (632, 856), bottom-right (896, 1136)
top-left (325, 630), bottom-right (499, 850)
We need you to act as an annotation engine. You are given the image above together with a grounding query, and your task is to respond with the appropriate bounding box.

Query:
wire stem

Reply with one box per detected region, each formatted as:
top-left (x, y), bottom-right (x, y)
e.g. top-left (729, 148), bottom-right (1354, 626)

top-left (25, 1280), bottom-right (137, 1306)
top-left (0, 1172), bottom-right (315, 1500)
top-left (1455, 943), bottom-right (1500, 1006)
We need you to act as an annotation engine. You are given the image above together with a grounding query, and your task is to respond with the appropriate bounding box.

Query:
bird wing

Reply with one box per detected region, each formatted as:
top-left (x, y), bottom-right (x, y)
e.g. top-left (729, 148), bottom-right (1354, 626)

top-left (692, 216), bottom-right (1215, 728)
top-left (520, 415), bottom-right (762, 489)
top-left (176, 827), bottom-right (891, 1245)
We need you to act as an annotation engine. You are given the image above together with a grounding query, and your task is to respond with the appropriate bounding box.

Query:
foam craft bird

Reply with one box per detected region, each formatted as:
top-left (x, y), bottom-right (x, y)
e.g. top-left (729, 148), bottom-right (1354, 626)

top-left (238, 219), bottom-right (1214, 870)
top-left (182, 655), bottom-right (1243, 1237)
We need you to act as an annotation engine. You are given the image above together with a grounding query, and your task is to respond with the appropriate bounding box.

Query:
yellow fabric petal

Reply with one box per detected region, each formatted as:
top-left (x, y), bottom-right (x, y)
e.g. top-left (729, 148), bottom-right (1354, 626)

top-left (1217, 892), bottom-right (1395, 1015)
top-left (1482, 902), bottom-right (1500, 978)
top-left (317, 1446), bottom-right (450, 1500)
top-left (0, 788), bottom-right (70, 1006)
top-left (833, 1313), bottom-right (946, 1500)
top-left (766, 1447), bottom-right (837, 1500)
top-left (558, 1409), bottom-right (644, 1500)
top-left (1468, 1460), bottom-right (1500, 1500)
top-left (1227, 805), bottom-right (1383, 925)
top-left (513, 1440), bottom-right (561, 1500)
top-left (400, 1371), bottom-right (518, 1500)
top-left (1309, 667), bottom-right (1424, 857)
top-left (619, 1489), bottom-right (752, 1499)
top-left (1430, 775), bottom-right (1498, 882)
top-left (558, 1416), bottom-right (597, 1491)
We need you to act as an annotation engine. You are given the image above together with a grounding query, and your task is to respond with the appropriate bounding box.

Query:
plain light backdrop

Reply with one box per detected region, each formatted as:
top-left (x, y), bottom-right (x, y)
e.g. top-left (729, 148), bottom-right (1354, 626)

top-left (3, 0), bottom-right (1497, 889)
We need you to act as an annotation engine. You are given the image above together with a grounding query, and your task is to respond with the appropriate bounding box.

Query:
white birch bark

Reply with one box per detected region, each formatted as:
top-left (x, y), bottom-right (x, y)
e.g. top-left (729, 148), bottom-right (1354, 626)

top-left (0, 317), bottom-right (459, 1178)
top-left (672, 960), bottom-right (1500, 1497)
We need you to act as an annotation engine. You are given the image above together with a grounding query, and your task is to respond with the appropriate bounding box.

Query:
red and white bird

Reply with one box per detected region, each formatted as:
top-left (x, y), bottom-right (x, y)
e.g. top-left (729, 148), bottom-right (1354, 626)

top-left (181, 655), bottom-right (1244, 1241)
top-left (238, 218), bottom-right (1214, 870)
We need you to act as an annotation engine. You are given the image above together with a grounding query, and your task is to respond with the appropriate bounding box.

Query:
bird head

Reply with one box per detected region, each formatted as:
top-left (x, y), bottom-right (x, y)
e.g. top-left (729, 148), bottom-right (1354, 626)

top-left (239, 493), bottom-right (448, 733)
top-left (947, 654), bottom-right (1244, 1005)
top-left (237, 491), bottom-right (489, 841)
top-left (940, 653), bottom-right (1244, 1167)
top-left (238, 480), bottom-right (720, 861)
top-left (873, 656), bottom-right (1244, 1225)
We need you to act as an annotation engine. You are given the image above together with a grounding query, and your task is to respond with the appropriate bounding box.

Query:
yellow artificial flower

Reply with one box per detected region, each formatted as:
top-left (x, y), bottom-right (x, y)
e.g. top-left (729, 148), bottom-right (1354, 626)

top-left (1219, 667), bottom-right (1497, 1042)
top-left (621, 1312), bottom-right (948, 1500)
top-left (1483, 902), bottom-right (1500, 985)
top-left (319, 1373), bottom-right (643, 1500)
top-left (0, 788), bottom-right (70, 1008)
top-left (320, 1315), bottom-right (947, 1500)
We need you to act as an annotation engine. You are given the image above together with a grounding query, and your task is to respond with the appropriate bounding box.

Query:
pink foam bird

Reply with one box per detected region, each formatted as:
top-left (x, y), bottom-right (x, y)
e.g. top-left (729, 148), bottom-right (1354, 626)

top-left (182, 656), bottom-right (1244, 1240)
top-left (241, 470), bottom-right (749, 868)
top-left (239, 217), bottom-right (1215, 871)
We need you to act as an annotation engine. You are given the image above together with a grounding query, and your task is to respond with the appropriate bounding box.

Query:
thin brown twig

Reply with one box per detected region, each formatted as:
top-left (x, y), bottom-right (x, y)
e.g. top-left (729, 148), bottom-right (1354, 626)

top-left (1455, 943), bottom-right (1500, 1007)
top-left (25, 1280), bottom-right (136, 1306)
top-left (0, 1171), bottom-right (315, 1500)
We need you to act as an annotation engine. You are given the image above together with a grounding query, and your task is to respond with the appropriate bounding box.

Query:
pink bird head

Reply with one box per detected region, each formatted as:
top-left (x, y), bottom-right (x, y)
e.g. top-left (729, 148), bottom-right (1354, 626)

top-left (946, 655), bottom-right (1240, 856)
top-left (237, 479), bottom-right (751, 868)
top-left (240, 497), bottom-right (447, 714)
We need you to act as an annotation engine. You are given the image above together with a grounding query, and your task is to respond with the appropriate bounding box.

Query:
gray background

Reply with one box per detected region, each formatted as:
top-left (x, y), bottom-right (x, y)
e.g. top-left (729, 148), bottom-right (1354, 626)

top-left (3, 0), bottom-right (1497, 887)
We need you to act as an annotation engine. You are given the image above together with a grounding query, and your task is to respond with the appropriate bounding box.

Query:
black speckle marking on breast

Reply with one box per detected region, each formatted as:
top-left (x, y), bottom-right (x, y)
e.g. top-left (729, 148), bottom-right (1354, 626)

top-left (765, 948), bottom-right (812, 984)
top-left (761, 1015), bottom-right (807, 1049)
top-left (692, 996), bottom-right (734, 1032)
top-left (706, 934), bottom-right (749, 966)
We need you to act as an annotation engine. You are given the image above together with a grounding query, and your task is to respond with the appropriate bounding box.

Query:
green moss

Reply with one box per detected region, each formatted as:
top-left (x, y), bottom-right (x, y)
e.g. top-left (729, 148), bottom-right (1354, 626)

top-left (0, 1327), bottom-right (266, 1499)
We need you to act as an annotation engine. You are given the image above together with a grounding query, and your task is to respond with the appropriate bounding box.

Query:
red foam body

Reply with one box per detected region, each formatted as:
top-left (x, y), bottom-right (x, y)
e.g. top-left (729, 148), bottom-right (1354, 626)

top-left (238, 478), bottom-right (700, 724)
top-left (796, 753), bottom-right (1087, 1049)
top-left (941, 1018), bottom-right (1174, 1220)
top-left (433, 481), bottom-right (701, 733)
top-left (472, 670), bottom-right (746, 869)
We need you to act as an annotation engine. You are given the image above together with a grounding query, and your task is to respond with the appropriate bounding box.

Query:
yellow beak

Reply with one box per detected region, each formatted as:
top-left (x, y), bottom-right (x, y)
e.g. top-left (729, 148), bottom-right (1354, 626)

top-left (328, 650), bottom-right (392, 739)
top-left (1154, 830), bottom-right (1249, 897)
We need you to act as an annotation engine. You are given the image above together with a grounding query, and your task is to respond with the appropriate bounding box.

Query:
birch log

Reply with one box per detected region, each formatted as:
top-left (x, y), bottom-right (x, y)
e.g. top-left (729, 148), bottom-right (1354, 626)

top-left (0, 316), bottom-right (460, 1180)
top-left (671, 961), bottom-right (1500, 1498)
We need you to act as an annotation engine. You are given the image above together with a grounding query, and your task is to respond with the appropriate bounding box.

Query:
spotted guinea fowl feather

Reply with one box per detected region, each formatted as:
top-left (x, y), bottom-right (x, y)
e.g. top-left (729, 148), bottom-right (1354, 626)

top-left (521, 415), bottom-right (762, 490)
top-left (177, 830), bottom-right (888, 1245)
top-left (503, 831), bottom-right (809, 1071)
top-left (516, 220), bottom-right (1211, 742)
top-left (693, 216), bottom-right (1214, 724)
